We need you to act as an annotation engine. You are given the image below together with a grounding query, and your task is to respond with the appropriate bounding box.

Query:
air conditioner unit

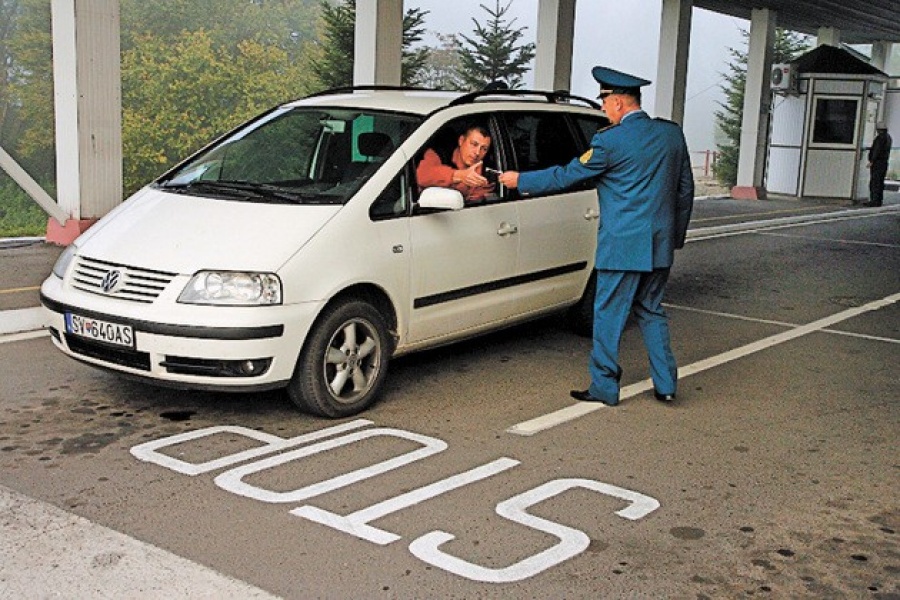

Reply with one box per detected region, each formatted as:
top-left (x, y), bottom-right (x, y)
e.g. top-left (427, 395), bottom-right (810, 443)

top-left (770, 63), bottom-right (797, 93)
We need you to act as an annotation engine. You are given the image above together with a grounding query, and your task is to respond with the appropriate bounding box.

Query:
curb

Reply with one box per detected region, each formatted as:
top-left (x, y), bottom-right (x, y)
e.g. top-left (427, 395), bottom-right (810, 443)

top-left (686, 203), bottom-right (898, 241)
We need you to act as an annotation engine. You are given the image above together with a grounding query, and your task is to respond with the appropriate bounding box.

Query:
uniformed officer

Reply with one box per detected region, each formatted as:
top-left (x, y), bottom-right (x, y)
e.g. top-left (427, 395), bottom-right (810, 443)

top-left (866, 123), bottom-right (892, 207)
top-left (499, 66), bottom-right (694, 406)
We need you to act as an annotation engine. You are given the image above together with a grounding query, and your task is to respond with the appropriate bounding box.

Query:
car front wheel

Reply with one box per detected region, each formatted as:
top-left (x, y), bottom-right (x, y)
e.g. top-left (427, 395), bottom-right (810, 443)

top-left (288, 299), bottom-right (390, 418)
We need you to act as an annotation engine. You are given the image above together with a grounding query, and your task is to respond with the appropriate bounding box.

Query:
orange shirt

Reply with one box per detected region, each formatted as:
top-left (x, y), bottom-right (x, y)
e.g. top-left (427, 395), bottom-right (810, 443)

top-left (416, 148), bottom-right (494, 202)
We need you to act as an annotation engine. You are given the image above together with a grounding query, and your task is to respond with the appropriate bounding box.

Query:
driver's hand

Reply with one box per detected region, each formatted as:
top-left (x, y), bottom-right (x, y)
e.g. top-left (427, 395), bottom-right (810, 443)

top-left (459, 162), bottom-right (489, 187)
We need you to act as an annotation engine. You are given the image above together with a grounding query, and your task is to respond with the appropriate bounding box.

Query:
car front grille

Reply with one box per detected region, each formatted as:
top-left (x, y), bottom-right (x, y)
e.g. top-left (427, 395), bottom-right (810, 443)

top-left (72, 256), bottom-right (177, 303)
top-left (65, 334), bottom-right (152, 371)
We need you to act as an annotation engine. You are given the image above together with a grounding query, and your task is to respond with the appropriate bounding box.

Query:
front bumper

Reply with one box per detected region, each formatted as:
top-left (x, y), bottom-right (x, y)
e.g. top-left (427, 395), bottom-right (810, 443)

top-left (40, 276), bottom-right (322, 392)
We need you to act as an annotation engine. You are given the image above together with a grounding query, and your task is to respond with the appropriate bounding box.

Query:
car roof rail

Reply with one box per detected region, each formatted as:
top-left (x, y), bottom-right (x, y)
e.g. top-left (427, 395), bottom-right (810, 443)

top-left (448, 88), bottom-right (602, 110)
top-left (304, 84), bottom-right (443, 99)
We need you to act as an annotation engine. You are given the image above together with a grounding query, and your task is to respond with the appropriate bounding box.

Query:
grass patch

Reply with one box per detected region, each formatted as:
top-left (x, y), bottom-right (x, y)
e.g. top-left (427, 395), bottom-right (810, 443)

top-left (0, 180), bottom-right (50, 237)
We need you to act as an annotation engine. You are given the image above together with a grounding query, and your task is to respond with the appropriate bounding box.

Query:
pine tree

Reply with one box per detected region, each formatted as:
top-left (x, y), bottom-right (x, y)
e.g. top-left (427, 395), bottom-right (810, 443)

top-left (455, 0), bottom-right (535, 90)
top-left (416, 33), bottom-right (465, 90)
top-left (307, 0), bottom-right (430, 90)
top-left (713, 29), bottom-right (810, 186)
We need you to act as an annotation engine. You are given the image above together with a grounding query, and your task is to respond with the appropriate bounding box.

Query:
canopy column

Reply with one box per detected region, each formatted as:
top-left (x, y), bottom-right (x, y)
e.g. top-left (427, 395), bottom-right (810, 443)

top-left (47, 0), bottom-right (122, 245)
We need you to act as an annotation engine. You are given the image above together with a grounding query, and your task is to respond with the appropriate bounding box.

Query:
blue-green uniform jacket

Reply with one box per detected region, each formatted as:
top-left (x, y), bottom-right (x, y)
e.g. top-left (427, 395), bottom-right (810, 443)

top-left (518, 110), bottom-right (694, 272)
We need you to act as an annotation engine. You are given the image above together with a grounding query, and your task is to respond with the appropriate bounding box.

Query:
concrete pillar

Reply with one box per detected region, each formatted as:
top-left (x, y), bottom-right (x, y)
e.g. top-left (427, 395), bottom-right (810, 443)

top-left (816, 27), bottom-right (841, 47)
top-left (48, 0), bottom-right (122, 245)
top-left (533, 0), bottom-right (576, 92)
top-left (733, 8), bottom-right (775, 200)
top-left (354, 0), bottom-right (403, 86)
top-left (654, 0), bottom-right (692, 124)
top-left (871, 41), bottom-right (891, 72)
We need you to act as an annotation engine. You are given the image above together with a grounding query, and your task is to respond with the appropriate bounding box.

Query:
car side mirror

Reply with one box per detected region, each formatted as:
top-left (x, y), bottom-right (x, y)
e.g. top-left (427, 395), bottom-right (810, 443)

top-left (418, 187), bottom-right (465, 211)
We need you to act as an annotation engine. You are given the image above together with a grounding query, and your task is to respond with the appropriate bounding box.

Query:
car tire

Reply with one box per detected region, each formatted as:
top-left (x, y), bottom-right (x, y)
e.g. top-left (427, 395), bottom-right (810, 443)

top-left (566, 270), bottom-right (595, 337)
top-left (288, 298), bottom-right (390, 418)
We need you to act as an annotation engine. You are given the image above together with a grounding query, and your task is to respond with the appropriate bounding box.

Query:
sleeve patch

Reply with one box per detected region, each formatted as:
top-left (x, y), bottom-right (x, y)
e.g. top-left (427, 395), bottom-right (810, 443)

top-left (579, 149), bottom-right (593, 164)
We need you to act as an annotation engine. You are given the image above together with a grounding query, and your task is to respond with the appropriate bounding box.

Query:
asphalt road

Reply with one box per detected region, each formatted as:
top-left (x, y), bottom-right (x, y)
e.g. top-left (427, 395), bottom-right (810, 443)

top-left (1, 196), bottom-right (898, 598)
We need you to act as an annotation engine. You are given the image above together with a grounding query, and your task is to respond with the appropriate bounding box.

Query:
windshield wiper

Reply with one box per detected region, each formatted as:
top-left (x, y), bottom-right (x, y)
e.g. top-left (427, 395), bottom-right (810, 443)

top-left (161, 180), bottom-right (304, 204)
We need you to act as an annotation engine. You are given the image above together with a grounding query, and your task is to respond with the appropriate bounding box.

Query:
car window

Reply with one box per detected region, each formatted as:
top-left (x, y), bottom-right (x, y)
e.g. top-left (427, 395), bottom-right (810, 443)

top-left (412, 115), bottom-right (503, 207)
top-left (572, 114), bottom-right (611, 147)
top-left (501, 112), bottom-right (580, 172)
top-left (500, 111), bottom-right (595, 193)
top-left (157, 107), bottom-right (421, 205)
top-left (370, 168), bottom-right (411, 221)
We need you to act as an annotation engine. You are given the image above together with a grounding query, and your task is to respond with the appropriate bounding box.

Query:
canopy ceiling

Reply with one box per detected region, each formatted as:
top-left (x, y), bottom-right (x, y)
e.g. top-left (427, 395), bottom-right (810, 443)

top-left (693, 0), bottom-right (900, 44)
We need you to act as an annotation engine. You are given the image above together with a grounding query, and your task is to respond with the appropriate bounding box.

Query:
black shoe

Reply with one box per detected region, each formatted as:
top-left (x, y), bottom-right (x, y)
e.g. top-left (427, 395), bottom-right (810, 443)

top-left (653, 390), bottom-right (676, 403)
top-left (570, 389), bottom-right (618, 406)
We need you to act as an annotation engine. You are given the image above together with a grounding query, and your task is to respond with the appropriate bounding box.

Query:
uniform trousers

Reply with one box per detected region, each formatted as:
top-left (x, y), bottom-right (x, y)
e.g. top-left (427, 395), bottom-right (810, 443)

top-left (588, 268), bottom-right (678, 404)
top-left (869, 162), bottom-right (888, 207)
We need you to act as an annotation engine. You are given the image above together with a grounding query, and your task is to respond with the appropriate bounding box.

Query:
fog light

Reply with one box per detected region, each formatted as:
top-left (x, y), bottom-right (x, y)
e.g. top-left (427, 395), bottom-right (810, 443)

top-left (237, 359), bottom-right (267, 376)
top-left (162, 356), bottom-right (272, 377)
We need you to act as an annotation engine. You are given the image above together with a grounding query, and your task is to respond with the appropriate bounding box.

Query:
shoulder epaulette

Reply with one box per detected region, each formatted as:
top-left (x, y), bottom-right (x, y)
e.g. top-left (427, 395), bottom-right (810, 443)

top-left (595, 123), bottom-right (619, 135)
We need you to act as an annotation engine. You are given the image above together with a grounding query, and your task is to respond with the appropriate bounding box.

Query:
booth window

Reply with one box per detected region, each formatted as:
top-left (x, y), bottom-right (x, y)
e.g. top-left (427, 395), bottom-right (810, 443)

top-left (811, 98), bottom-right (858, 145)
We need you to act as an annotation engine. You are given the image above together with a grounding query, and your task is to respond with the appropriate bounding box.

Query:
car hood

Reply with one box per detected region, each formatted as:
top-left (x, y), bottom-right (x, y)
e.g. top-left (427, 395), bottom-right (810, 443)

top-left (74, 187), bottom-right (342, 274)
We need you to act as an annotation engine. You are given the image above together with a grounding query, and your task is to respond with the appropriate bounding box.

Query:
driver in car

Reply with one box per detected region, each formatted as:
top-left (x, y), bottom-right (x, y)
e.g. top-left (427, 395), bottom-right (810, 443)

top-left (416, 124), bottom-right (495, 202)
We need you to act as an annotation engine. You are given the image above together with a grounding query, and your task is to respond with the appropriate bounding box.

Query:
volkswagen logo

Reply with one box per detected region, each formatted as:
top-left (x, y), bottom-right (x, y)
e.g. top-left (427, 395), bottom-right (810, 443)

top-left (100, 269), bottom-right (123, 293)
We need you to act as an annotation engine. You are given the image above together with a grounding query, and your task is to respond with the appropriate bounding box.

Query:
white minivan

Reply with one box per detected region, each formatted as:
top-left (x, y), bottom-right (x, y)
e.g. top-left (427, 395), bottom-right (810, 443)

top-left (41, 87), bottom-right (607, 417)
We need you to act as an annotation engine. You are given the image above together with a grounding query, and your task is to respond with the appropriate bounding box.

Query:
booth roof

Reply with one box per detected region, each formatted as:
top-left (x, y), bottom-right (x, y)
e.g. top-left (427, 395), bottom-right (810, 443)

top-left (791, 45), bottom-right (888, 77)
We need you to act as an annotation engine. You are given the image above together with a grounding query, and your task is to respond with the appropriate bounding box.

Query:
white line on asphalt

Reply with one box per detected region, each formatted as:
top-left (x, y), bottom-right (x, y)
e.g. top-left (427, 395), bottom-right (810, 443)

top-left (663, 303), bottom-right (798, 328)
top-left (0, 306), bottom-right (47, 336)
top-left (758, 231), bottom-right (900, 249)
top-left (666, 303), bottom-right (900, 345)
top-left (818, 329), bottom-right (900, 345)
top-left (506, 291), bottom-right (900, 436)
top-left (687, 207), bottom-right (897, 242)
top-left (0, 329), bottom-right (48, 344)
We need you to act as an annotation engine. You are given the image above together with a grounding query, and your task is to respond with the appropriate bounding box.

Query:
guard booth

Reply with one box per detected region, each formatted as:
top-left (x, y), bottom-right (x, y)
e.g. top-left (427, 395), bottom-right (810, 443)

top-left (766, 45), bottom-right (890, 200)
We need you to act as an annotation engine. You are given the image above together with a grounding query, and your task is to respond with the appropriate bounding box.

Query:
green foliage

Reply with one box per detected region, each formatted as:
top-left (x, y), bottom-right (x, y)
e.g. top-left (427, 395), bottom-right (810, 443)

top-left (0, 173), bottom-right (47, 237)
top-left (120, 0), bottom-right (319, 59)
top-left (306, 0), bottom-right (431, 90)
top-left (401, 7), bottom-right (430, 86)
top-left (455, 0), bottom-right (535, 90)
top-left (417, 33), bottom-right (465, 90)
top-left (307, 0), bottom-right (355, 89)
top-left (713, 29), bottom-right (810, 187)
top-left (3, 0), bottom-right (54, 182)
top-left (121, 29), bottom-right (313, 193)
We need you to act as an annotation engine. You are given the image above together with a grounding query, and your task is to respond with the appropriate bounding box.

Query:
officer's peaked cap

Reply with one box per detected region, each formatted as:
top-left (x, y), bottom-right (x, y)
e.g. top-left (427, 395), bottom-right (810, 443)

top-left (592, 66), bottom-right (651, 98)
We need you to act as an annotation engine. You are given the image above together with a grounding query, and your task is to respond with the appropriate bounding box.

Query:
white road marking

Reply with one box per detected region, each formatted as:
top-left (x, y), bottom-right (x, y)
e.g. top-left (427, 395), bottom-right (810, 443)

top-left (0, 329), bottom-right (48, 344)
top-left (130, 420), bottom-right (373, 475)
top-left (408, 478), bottom-right (660, 583)
top-left (0, 306), bottom-right (47, 337)
top-left (687, 207), bottom-right (897, 242)
top-left (665, 304), bottom-right (900, 344)
top-left (214, 428), bottom-right (448, 503)
top-left (759, 230), bottom-right (900, 249)
top-left (507, 291), bottom-right (900, 436)
top-left (291, 458), bottom-right (520, 545)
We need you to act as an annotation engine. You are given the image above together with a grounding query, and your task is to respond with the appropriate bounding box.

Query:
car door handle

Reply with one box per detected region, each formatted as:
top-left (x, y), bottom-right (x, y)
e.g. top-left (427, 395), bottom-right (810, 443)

top-left (584, 208), bottom-right (600, 220)
top-left (497, 222), bottom-right (519, 236)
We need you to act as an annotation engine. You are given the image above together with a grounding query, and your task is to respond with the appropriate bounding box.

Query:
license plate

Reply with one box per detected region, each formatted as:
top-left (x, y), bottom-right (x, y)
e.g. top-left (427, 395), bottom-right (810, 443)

top-left (65, 313), bottom-right (135, 348)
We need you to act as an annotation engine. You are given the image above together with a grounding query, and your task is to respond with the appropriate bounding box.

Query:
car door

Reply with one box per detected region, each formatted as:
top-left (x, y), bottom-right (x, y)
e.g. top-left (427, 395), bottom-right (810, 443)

top-left (499, 110), bottom-right (601, 314)
top-left (406, 117), bottom-right (519, 346)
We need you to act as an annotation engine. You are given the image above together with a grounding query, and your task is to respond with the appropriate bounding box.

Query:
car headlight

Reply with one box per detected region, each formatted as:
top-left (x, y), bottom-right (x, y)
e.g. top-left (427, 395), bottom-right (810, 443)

top-left (52, 244), bottom-right (77, 279)
top-left (178, 271), bottom-right (282, 305)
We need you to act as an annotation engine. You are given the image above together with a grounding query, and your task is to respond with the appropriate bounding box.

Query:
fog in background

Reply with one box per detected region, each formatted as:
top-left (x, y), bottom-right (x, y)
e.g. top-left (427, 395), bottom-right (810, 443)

top-left (408, 0), bottom-right (750, 162)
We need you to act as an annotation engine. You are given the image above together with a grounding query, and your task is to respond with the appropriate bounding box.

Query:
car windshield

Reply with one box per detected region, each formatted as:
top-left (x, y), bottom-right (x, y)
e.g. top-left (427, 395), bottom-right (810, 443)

top-left (156, 107), bottom-right (421, 205)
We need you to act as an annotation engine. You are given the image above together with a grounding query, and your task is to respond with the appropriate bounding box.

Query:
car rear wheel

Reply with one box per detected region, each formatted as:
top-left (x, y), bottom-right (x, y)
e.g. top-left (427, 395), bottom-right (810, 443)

top-left (288, 299), bottom-right (390, 418)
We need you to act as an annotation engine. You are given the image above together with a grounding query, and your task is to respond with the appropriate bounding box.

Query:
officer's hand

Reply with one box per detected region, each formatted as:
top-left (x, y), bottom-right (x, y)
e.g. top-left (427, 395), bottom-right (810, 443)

top-left (499, 171), bottom-right (520, 189)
